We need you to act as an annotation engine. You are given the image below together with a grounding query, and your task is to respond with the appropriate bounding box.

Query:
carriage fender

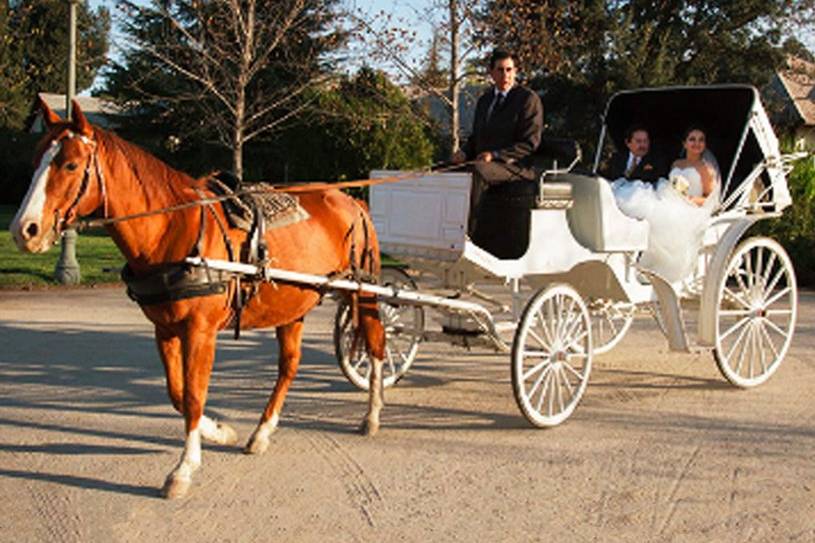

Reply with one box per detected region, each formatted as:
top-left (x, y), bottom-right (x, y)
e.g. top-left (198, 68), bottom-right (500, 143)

top-left (697, 215), bottom-right (763, 346)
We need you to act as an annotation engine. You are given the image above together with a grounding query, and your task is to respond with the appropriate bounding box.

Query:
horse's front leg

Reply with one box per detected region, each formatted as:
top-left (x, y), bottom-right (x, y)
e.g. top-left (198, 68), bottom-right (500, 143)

top-left (245, 318), bottom-right (305, 455)
top-left (162, 325), bottom-right (218, 499)
top-left (358, 296), bottom-right (387, 436)
top-left (155, 326), bottom-right (237, 447)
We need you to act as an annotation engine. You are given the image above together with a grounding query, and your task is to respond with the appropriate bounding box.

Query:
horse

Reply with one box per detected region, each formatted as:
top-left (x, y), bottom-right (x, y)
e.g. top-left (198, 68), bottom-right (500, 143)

top-left (9, 98), bottom-right (388, 499)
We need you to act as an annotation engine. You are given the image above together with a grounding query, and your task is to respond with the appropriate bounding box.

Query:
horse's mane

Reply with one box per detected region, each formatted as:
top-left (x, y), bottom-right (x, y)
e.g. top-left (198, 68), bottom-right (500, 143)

top-left (93, 126), bottom-right (201, 202)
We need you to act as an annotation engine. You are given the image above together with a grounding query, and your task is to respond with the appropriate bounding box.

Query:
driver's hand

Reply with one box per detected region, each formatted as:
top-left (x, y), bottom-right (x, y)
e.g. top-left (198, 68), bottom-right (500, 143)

top-left (451, 150), bottom-right (467, 164)
top-left (476, 151), bottom-right (493, 163)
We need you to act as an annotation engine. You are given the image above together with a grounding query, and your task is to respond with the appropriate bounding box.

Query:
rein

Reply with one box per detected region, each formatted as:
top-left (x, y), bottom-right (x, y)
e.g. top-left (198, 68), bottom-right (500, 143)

top-left (74, 160), bottom-right (473, 231)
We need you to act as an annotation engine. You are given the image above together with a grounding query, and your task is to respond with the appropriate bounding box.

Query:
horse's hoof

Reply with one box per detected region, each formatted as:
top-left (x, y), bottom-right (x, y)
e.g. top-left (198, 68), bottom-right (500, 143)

top-left (244, 434), bottom-right (270, 455)
top-left (359, 419), bottom-right (379, 436)
top-left (218, 423), bottom-right (239, 446)
top-left (161, 476), bottom-right (192, 499)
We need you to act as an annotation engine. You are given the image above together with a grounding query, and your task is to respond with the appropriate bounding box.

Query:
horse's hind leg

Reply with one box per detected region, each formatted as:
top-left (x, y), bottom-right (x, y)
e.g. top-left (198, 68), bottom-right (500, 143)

top-left (156, 326), bottom-right (237, 447)
top-left (358, 294), bottom-right (387, 436)
top-left (162, 326), bottom-right (221, 499)
top-left (245, 318), bottom-right (305, 455)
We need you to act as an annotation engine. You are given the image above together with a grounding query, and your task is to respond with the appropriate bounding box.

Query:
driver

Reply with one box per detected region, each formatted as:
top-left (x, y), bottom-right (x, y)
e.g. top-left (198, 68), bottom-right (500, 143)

top-left (451, 49), bottom-right (543, 234)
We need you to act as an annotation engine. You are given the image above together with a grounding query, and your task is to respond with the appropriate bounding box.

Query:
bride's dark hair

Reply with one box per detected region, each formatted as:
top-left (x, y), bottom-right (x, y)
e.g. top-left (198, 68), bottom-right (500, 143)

top-left (682, 123), bottom-right (707, 140)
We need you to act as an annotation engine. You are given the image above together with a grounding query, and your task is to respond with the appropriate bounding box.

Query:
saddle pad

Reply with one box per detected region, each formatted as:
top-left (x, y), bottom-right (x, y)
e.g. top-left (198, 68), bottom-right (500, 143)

top-left (209, 176), bottom-right (310, 232)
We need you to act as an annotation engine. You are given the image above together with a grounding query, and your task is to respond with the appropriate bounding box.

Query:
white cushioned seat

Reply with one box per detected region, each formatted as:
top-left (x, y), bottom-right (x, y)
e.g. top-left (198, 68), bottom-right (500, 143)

top-left (562, 174), bottom-right (649, 252)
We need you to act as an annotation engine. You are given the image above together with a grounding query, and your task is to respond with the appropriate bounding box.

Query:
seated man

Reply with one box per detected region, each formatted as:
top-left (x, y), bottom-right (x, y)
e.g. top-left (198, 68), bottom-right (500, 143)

top-left (451, 48), bottom-right (544, 257)
top-left (600, 124), bottom-right (667, 184)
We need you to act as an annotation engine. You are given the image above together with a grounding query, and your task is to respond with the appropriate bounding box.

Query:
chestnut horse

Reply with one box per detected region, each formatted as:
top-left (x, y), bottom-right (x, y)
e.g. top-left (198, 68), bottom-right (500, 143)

top-left (10, 99), bottom-right (387, 498)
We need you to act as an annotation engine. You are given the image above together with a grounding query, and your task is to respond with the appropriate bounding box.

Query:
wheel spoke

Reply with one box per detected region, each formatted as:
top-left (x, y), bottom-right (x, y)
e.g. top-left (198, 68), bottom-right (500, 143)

top-left (765, 309), bottom-right (793, 317)
top-left (725, 319), bottom-right (752, 363)
top-left (523, 358), bottom-right (552, 381)
top-left (733, 262), bottom-right (750, 295)
top-left (762, 316), bottom-right (791, 341)
top-left (718, 309), bottom-right (753, 317)
top-left (352, 352), bottom-right (368, 372)
top-left (560, 297), bottom-right (577, 341)
top-left (562, 360), bottom-right (586, 381)
top-left (761, 252), bottom-right (778, 291)
top-left (755, 246), bottom-right (764, 283)
top-left (757, 319), bottom-right (780, 361)
top-left (385, 346), bottom-right (396, 375)
top-left (733, 324), bottom-right (751, 376)
top-left (755, 322), bottom-right (768, 376)
top-left (763, 286), bottom-right (791, 308)
top-left (745, 249), bottom-right (755, 289)
top-left (527, 327), bottom-right (551, 350)
top-left (523, 350), bottom-right (552, 359)
top-left (555, 369), bottom-right (565, 414)
top-left (535, 367), bottom-right (553, 413)
top-left (723, 286), bottom-right (752, 309)
top-left (547, 367), bottom-right (556, 416)
top-left (749, 324), bottom-right (759, 379)
top-left (558, 365), bottom-right (575, 397)
top-left (562, 329), bottom-right (590, 352)
top-left (536, 307), bottom-right (555, 347)
top-left (562, 309), bottom-right (584, 344)
top-left (527, 364), bottom-right (550, 400)
top-left (764, 266), bottom-right (786, 300)
top-left (719, 315), bottom-right (751, 342)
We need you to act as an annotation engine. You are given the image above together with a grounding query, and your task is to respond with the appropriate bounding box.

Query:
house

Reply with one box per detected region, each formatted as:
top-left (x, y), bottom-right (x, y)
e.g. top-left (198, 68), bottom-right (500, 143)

top-left (767, 56), bottom-right (815, 150)
top-left (26, 92), bottom-right (121, 133)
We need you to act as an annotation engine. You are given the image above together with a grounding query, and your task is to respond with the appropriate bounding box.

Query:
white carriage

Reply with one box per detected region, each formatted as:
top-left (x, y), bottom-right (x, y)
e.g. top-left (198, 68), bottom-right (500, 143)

top-left (333, 85), bottom-right (801, 427)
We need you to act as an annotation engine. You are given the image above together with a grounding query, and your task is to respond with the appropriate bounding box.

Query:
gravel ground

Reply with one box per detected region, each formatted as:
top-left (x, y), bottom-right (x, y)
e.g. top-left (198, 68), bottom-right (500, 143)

top-left (0, 285), bottom-right (813, 542)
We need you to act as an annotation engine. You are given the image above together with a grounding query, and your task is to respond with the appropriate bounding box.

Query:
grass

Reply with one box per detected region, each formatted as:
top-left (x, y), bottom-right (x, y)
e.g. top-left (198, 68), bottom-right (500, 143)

top-left (0, 205), bottom-right (124, 288)
top-left (1, 204), bottom-right (401, 288)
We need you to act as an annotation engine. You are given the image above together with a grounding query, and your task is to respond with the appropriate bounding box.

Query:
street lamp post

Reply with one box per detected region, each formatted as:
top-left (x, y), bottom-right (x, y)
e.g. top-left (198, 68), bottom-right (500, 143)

top-left (55, 0), bottom-right (82, 285)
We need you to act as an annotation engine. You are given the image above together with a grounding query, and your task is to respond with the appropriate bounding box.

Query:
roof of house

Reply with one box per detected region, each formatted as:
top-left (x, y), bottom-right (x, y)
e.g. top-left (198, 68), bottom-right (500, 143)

top-left (776, 57), bottom-right (815, 126)
top-left (27, 92), bottom-right (121, 132)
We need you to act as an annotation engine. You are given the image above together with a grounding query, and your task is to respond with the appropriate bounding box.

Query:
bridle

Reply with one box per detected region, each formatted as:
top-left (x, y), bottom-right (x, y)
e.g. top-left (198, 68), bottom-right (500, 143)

top-left (52, 131), bottom-right (109, 239)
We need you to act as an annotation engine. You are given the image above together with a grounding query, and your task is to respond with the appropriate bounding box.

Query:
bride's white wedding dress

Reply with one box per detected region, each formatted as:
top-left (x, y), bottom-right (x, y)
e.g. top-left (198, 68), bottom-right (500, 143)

top-left (611, 165), bottom-right (719, 282)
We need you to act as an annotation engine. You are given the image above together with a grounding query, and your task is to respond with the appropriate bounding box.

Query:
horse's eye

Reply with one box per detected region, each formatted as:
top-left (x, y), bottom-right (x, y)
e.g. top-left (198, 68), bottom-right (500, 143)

top-left (65, 162), bottom-right (78, 172)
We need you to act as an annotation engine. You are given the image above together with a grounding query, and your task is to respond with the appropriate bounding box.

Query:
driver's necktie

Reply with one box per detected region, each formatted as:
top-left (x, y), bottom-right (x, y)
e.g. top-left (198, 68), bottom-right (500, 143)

top-left (486, 93), bottom-right (504, 123)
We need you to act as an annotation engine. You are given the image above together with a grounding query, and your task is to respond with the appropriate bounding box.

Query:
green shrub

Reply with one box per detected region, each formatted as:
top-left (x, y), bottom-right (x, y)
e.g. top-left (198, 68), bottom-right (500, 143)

top-left (757, 154), bottom-right (815, 286)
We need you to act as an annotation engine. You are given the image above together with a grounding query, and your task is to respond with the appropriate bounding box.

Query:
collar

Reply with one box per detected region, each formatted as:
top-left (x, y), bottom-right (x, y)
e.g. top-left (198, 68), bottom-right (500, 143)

top-left (494, 86), bottom-right (512, 98)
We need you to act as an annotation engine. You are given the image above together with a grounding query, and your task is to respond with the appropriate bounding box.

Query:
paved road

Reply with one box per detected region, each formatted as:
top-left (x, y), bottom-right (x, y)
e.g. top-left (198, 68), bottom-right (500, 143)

top-left (0, 285), bottom-right (813, 542)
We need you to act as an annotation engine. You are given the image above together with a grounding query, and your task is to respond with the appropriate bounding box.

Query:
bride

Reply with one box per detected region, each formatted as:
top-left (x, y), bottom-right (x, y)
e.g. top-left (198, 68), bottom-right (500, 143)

top-left (611, 125), bottom-right (721, 282)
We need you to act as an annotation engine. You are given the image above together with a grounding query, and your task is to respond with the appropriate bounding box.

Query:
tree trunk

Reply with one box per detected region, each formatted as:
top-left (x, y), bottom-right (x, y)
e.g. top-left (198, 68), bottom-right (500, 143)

top-left (449, 0), bottom-right (460, 153)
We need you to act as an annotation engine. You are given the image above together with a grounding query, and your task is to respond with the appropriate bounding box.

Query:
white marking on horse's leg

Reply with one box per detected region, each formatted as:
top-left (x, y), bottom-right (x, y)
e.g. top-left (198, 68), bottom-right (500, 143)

top-left (361, 358), bottom-right (384, 436)
top-left (10, 143), bottom-right (61, 249)
top-left (245, 413), bottom-right (279, 455)
top-left (162, 428), bottom-right (201, 499)
top-left (199, 414), bottom-right (238, 446)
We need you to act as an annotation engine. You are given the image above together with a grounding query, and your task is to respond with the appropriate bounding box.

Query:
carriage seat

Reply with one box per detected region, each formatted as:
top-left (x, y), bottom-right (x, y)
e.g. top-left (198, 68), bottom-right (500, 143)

top-left (564, 174), bottom-right (649, 252)
top-left (471, 137), bottom-right (578, 259)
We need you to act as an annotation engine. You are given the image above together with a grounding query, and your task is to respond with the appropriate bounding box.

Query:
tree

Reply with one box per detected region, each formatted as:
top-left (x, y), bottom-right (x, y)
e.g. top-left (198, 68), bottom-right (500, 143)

top-left (480, 0), bottom-right (815, 147)
top-left (0, 1), bottom-right (109, 129)
top-left (104, 0), bottom-right (343, 181)
top-left (279, 67), bottom-right (435, 183)
top-left (350, 1), bottom-right (486, 154)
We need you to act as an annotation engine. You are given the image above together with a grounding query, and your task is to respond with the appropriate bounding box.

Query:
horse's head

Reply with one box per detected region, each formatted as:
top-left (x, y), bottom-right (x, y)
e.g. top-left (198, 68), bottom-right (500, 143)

top-left (10, 98), bottom-right (106, 253)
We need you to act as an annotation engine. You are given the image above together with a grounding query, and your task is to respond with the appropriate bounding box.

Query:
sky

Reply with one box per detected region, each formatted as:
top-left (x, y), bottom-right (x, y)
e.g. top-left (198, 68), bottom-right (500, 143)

top-left (85, 0), bottom-right (814, 92)
top-left (87, 0), bottom-right (440, 84)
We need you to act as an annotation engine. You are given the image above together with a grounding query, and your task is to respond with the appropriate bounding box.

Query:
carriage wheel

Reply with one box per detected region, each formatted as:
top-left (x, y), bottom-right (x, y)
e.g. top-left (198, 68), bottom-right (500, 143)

top-left (334, 266), bottom-right (425, 390)
top-left (713, 237), bottom-right (797, 388)
top-left (588, 298), bottom-right (634, 355)
top-left (512, 284), bottom-right (593, 427)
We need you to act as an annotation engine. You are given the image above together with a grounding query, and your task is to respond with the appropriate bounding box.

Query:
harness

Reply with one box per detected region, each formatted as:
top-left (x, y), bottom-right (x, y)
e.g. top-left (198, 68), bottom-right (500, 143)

top-left (58, 132), bottom-right (382, 340)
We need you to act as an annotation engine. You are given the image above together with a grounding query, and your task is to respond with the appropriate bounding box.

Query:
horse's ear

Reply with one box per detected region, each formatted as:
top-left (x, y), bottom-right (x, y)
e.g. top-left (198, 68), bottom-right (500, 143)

top-left (39, 96), bottom-right (62, 128)
top-left (71, 100), bottom-right (93, 137)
